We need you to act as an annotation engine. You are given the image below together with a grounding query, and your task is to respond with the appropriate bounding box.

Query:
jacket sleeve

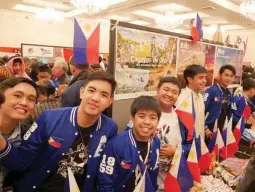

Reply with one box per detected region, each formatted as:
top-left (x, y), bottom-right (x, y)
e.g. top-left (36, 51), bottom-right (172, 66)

top-left (0, 112), bottom-right (48, 171)
top-left (231, 96), bottom-right (244, 127)
top-left (97, 140), bottom-right (120, 192)
top-left (204, 87), bottom-right (214, 128)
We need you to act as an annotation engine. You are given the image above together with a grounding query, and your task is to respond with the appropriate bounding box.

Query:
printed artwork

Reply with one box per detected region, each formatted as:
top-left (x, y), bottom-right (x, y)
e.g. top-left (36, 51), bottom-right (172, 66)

top-left (214, 47), bottom-right (243, 85)
top-left (177, 40), bottom-right (216, 88)
top-left (115, 27), bottom-right (177, 100)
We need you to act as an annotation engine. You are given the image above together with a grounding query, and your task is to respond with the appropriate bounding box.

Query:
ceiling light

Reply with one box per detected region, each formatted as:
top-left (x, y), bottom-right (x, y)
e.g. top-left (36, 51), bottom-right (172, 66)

top-left (23, 0), bottom-right (71, 10)
top-left (70, 0), bottom-right (127, 15)
top-left (35, 7), bottom-right (64, 22)
top-left (240, 0), bottom-right (255, 21)
top-left (151, 3), bottom-right (192, 13)
top-left (13, 4), bottom-right (45, 13)
top-left (130, 20), bottom-right (150, 25)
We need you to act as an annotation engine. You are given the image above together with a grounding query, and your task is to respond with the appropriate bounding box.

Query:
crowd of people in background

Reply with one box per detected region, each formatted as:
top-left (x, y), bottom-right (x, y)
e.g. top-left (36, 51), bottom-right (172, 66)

top-left (0, 54), bottom-right (254, 192)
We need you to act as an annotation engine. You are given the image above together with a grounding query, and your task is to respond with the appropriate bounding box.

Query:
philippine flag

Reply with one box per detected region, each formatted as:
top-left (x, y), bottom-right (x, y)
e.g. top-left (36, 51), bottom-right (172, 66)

top-left (73, 18), bottom-right (100, 65)
top-left (187, 139), bottom-right (201, 182)
top-left (221, 117), bottom-right (229, 145)
top-left (242, 102), bottom-right (251, 121)
top-left (233, 117), bottom-right (244, 144)
top-left (48, 136), bottom-right (62, 148)
top-left (198, 136), bottom-right (211, 173)
top-left (191, 13), bottom-right (202, 43)
top-left (209, 128), bottom-right (225, 159)
top-left (175, 90), bottom-right (195, 141)
top-left (164, 144), bottom-right (194, 192)
top-left (64, 167), bottom-right (80, 192)
top-left (220, 120), bottom-right (239, 159)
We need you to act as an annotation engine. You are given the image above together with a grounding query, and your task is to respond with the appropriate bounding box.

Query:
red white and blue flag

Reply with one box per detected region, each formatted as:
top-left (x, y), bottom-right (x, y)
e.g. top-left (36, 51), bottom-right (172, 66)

top-left (191, 13), bottom-right (203, 43)
top-left (164, 144), bottom-right (194, 192)
top-left (73, 18), bottom-right (100, 65)
top-left (242, 101), bottom-right (251, 121)
top-left (175, 90), bottom-right (195, 141)
top-left (197, 136), bottom-right (211, 173)
top-left (233, 117), bottom-right (244, 144)
top-left (220, 118), bottom-right (239, 159)
top-left (208, 128), bottom-right (225, 156)
top-left (187, 139), bottom-right (201, 182)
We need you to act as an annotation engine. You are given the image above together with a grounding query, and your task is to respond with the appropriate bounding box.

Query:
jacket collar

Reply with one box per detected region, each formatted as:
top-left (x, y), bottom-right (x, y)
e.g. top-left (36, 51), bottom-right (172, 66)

top-left (70, 107), bottom-right (102, 131)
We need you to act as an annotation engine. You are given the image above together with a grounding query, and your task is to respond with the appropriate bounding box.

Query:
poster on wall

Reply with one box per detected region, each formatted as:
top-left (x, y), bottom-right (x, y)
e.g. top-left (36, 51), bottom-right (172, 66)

top-left (22, 45), bottom-right (54, 58)
top-left (214, 47), bottom-right (242, 85)
top-left (115, 27), bottom-right (177, 100)
top-left (177, 39), bottom-right (216, 88)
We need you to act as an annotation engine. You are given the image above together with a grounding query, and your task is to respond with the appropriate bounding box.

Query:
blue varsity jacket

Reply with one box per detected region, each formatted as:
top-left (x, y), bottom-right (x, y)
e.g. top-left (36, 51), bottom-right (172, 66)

top-left (231, 94), bottom-right (254, 127)
top-left (97, 129), bottom-right (160, 192)
top-left (0, 107), bottom-right (118, 192)
top-left (204, 84), bottom-right (232, 130)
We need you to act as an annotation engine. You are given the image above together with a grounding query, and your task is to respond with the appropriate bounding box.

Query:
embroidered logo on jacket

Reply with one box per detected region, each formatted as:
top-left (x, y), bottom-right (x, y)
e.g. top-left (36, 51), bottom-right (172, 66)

top-left (121, 160), bottom-right (132, 169)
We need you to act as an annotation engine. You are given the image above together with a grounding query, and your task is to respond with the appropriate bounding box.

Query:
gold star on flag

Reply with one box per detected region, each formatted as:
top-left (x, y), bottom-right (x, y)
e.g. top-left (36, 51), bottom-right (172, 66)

top-left (84, 24), bottom-right (91, 32)
top-left (182, 101), bottom-right (190, 108)
top-left (202, 143), bottom-right (207, 150)
top-left (189, 151), bottom-right (195, 159)
top-left (173, 154), bottom-right (179, 161)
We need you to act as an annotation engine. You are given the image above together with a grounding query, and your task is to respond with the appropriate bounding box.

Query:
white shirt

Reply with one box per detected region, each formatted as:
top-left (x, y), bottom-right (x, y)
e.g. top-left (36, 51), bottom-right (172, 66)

top-left (157, 111), bottom-right (181, 190)
top-left (99, 61), bottom-right (106, 71)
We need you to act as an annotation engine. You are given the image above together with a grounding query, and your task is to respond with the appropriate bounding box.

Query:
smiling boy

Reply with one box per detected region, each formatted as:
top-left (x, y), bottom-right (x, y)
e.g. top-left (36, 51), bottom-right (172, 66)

top-left (0, 72), bottom-right (118, 192)
top-left (97, 96), bottom-right (161, 192)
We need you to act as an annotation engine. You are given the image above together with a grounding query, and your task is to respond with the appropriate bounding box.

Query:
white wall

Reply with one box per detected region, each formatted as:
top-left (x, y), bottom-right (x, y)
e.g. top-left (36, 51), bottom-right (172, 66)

top-left (0, 13), bottom-right (110, 53)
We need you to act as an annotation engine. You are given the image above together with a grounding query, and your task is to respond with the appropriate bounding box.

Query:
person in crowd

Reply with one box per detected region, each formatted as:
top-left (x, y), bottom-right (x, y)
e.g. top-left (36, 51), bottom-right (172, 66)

top-left (204, 65), bottom-right (236, 141)
top-left (2, 56), bottom-right (9, 64)
top-left (97, 96), bottom-right (160, 192)
top-left (61, 56), bottom-right (90, 107)
top-left (99, 56), bottom-right (106, 72)
top-left (0, 59), bottom-right (5, 66)
top-left (176, 65), bottom-right (207, 140)
top-left (0, 77), bottom-right (38, 191)
top-left (156, 77), bottom-right (182, 191)
top-left (29, 59), bottom-right (39, 82)
top-left (102, 58), bottom-right (108, 71)
top-left (231, 78), bottom-right (255, 129)
top-left (6, 56), bottom-right (31, 79)
top-left (0, 72), bottom-right (118, 192)
top-left (23, 57), bottom-right (32, 75)
top-left (234, 71), bottom-right (252, 96)
top-left (37, 64), bottom-right (52, 81)
top-left (52, 57), bottom-right (70, 85)
top-left (0, 65), bottom-right (13, 83)
top-left (22, 79), bottom-right (60, 130)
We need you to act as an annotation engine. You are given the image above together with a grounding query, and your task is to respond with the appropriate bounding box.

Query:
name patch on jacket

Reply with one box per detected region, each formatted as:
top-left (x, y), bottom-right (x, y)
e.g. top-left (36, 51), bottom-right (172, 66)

top-left (48, 136), bottom-right (63, 148)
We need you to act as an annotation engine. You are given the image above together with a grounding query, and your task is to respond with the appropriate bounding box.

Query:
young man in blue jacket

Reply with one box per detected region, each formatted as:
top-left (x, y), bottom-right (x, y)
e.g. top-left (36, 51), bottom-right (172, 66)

top-left (97, 96), bottom-right (161, 192)
top-left (204, 65), bottom-right (236, 141)
top-left (231, 78), bottom-right (255, 129)
top-left (0, 72), bottom-right (118, 192)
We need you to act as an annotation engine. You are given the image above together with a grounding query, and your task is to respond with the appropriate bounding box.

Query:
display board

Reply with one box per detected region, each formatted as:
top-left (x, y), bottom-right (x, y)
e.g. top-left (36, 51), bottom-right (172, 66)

top-left (177, 39), bottom-right (216, 88)
top-left (21, 44), bottom-right (73, 64)
top-left (115, 27), bottom-right (177, 100)
top-left (0, 47), bottom-right (21, 57)
top-left (214, 47), bottom-right (243, 85)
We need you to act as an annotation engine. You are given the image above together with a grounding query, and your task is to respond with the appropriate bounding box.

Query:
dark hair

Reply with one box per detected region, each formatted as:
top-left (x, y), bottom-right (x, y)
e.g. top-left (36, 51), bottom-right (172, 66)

top-left (131, 96), bottom-right (161, 119)
top-left (2, 55), bottom-right (9, 63)
top-left (0, 92), bottom-right (5, 104)
top-left (242, 72), bottom-right (251, 82)
top-left (183, 65), bottom-right (207, 85)
top-left (37, 80), bottom-right (56, 97)
top-left (99, 56), bottom-right (102, 63)
top-left (243, 78), bottom-right (255, 91)
top-left (243, 65), bottom-right (254, 73)
top-left (0, 77), bottom-right (39, 98)
top-left (86, 72), bottom-right (117, 96)
top-left (158, 77), bottom-right (181, 93)
top-left (219, 65), bottom-right (236, 75)
top-left (69, 56), bottom-right (89, 71)
top-left (38, 64), bottom-right (52, 74)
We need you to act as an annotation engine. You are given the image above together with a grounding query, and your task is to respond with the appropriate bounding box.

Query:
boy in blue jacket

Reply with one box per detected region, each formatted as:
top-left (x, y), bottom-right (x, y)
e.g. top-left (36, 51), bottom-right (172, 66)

top-left (97, 96), bottom-right (161, 192)
top-left (231, 78), bottom-right (255, 129)
top-left (204, 65), bottom-right (236, 140)
top-left (0, 72), bottom-right (118, 192)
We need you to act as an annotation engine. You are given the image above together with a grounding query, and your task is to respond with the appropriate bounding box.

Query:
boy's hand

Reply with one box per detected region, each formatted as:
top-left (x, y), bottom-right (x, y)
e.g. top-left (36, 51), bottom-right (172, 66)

top-left (159, 144), bottom-right (176, 159)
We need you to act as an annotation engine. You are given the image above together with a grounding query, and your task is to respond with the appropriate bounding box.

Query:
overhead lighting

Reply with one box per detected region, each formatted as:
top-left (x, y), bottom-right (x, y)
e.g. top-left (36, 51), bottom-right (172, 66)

top-left (130, 20), bottom-right (150, 25)
top-left (240, 0), bottom-right (255, 21)
top-left (35, 7), bottom-right (64, 22)
top-left (23, 0), bottom-right (71, 10)
top-left (151, 3), bottom-right (192, 13)
top-left (13, 4), bottom-right (45, 13)
top-left (156, 11), bottom-right (184, 30)
top-left (209, 0), bottom-right (240, 13)
top-left (70, 0), bottom-right (127, 15)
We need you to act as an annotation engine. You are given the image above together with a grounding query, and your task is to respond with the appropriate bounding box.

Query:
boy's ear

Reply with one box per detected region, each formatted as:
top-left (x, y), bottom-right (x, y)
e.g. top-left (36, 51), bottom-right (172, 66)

top-left (80, 87), bottom-right (85, 99)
